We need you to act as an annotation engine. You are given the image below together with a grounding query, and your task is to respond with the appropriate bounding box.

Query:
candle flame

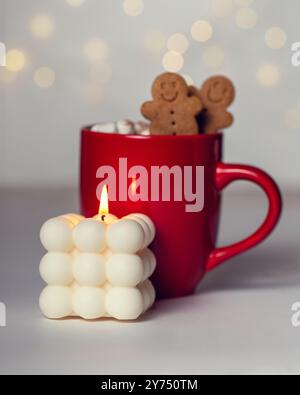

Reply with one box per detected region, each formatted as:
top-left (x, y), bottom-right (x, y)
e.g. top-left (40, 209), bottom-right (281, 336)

top-left (99, 185), bottom-right (109, 215)
top-left (131, 176), bottom-right (137, 195)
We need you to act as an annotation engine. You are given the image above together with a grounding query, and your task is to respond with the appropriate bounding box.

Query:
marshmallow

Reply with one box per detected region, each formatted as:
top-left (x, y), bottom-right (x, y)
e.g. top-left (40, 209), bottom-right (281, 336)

top-left (39, 252), bottom-right (73, 286)
top-left (39, 286), bottom-right (73, 319)
top-left (105, 287), bottom-right (144, 320)
top-left (72, 287), bottom-right (106, 320)
top-left (90, 123), bottom-right (116, 133)
top-left (116, 119), bottom-right (134, 135)
top-left (134, 121), bottom-right (150, 136)
top-left (106, 219), bottom-right (144, 254)
top-left (40, 217), bottom-right (74, 253)
top-left (73, 219), bottom-right (106, 253)
top-left (106, 253), bottom-right (144, 287)
top-left (73, 253), bottom-right (106, 286)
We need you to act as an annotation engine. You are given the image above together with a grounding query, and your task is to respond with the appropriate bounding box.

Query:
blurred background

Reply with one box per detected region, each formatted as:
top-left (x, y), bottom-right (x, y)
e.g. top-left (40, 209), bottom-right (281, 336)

top-left (0, 0), bottom-right (299, 189)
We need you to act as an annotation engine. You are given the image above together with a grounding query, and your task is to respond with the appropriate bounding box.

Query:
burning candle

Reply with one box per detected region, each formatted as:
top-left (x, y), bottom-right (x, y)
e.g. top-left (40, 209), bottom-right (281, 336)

top-left (39, 186), bottom-right (156, 321)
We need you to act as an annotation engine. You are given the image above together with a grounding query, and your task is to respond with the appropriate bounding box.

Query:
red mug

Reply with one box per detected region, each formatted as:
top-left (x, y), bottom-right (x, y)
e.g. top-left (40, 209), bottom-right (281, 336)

top-left (80, 129), bottom-right (282, 299)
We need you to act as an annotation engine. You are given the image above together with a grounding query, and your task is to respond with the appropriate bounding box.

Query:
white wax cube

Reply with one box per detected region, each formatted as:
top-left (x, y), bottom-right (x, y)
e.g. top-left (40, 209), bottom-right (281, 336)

top-left (40, 252), bottom-right (73, 286)
top-left (106, 253), bottom-right (144, 287)
top-left (73, 253), bottom-right (106, 286)
top-left (105, 287), bottom-right (144, 320)
top-left (72, 287), bottom-right (106, 320)
top-left (106, 219), bottom-right (145, 254)
top-left (39, 213), bottom-right (157, 321)
top-left (73, 219), bottom-right (106, 253)
top-left (40, 217), bottom-right (74, 252)
top-left (39, 286), bottom-right (73, 319)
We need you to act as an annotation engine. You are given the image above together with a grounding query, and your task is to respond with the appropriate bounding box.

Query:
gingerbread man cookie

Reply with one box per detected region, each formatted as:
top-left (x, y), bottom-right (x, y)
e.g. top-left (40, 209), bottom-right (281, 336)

top-left (198, 76), bottom-right (235, 134)
top-left (141, 73), bottom-right (202, 135)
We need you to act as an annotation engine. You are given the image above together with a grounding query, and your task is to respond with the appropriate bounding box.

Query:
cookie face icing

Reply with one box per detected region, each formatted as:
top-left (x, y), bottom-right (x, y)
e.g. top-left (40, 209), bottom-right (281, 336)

top-left (141, 72), bottom-right (203, 136)
top-left (152, 73), bottom-right (188, 102)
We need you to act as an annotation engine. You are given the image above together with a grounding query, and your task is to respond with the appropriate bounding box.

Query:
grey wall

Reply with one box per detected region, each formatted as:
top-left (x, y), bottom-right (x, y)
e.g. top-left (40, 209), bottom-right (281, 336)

top-left (1, 0), bottom-right (299, 188)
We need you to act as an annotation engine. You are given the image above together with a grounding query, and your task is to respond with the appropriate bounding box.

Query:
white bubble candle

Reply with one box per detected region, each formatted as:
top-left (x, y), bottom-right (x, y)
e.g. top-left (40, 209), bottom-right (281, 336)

top-left (39, 186), bottom-right (156, 321)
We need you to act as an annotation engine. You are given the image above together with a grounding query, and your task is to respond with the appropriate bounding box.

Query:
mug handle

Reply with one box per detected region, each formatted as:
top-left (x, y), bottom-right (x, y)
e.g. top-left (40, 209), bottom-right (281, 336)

top-left (207, 163), bottom-right (282, 271)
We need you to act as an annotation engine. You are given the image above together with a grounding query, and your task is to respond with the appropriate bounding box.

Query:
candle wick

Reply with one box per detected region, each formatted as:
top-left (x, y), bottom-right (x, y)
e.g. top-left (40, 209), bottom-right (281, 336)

top-left (101, 214), bottom-right (106, 222)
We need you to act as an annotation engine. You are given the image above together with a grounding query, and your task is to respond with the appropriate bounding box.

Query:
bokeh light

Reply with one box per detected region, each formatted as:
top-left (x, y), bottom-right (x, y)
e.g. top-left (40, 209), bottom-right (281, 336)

top-left (30, 14), bottom-right (55, 39)
top-left (144, 30), bottom-right (166, 53)
top-left (66, 0), bottom-right (86, 6)
top-left (167, 33), bottom-right (189, 54)
top-left (183, 74), bottom-right (194, 86)
top-left (162, 51), bottom-right (184, 72)
top-left (203, 46), bottom-right (225, 70)
top-left (83, 38), bottom-right (109, 61)
top-left (257, 64), bottom-right (281, 87)
top-left (236, 7), bottom-right (258, 29)
top-left (212, 0), bottom-right (234, 18)
top-left (265, 27), bottom-right (287, 49)
top-left (191, 20), bottom-right (213, 42)
top-left (34, 67), bottom-right (56, 89)
top-left (90, 62), bottom-right (112, 83)
top-left (123, 0), bottom-right (144, 17)
top-left (6, 49), bottom-right (26, 72)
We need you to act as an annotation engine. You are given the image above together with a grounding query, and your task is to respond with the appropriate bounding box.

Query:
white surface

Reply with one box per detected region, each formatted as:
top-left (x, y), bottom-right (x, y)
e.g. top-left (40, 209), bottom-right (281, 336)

top-left (1, 0), bottom-right (300, 188)
top-left (0, 188), bottom-right (300, 374)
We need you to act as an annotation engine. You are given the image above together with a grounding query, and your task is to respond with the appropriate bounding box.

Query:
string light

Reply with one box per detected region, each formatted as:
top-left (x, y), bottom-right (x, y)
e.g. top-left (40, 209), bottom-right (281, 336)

top-left (123, 0), bottom-right (144, 17)
top-left (265, 27), bottom-right (287, 49)
top-left (183, 74), bottom-right (194, 86)
top-left (144, 30), bottom-right (166, 53)
top-left (167, 34), bottom-right (189, 54)
top-left (257, 64), bottom-right (280, 87)
top-left (30, 14), bottom-right (55, 39)
top-left (162, 51), bottom-right (184, 72)
top-left (6, 49), bottom-right (26, 72)
top-left (212, 0), bottom-right (234, 18)
top-left (191, 20), bottom-right (213, 42)
top-left (203, 46), bottom-right (225, 70)
top-left (235, 7), bottom-right (258, 29)
top-left (34, 67), bottom-right (55, 89)
top-left (83, 38), bottom-right (109, 61)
